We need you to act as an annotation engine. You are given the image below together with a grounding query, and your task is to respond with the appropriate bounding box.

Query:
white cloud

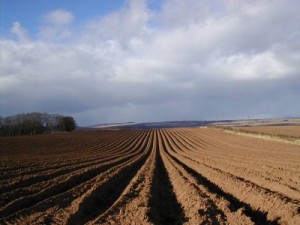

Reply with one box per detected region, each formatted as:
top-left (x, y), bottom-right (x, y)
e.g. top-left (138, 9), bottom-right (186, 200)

top-left (83, 0), bottom-right (150, 46)
top-left (1, 0), bottom-right (300, 125)
top-left (158, 0), bottom-right (214, 28)
top-left (11, 22), bottom-right (30, 42)
top-left (39, 9), bottom-right (74, 41)
top-left (204, 52), bottom-right (292, 80)
top-left (43, 9), bottom-right (74, 25)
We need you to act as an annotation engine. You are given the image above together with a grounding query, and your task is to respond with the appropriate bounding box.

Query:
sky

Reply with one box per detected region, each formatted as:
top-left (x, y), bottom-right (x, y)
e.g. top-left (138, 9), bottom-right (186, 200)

top-left (0, 0), bottom-right (300, 126)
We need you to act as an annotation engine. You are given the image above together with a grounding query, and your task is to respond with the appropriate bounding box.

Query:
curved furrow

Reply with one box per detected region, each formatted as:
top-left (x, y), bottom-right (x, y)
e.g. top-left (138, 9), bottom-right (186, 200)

top-left (1, 130), bottom-right (143, 175)
top-left (0, 153), bottom-right (140, 207)
top-left (2, 152), bottom-right (145, 225)
top-left (191, 129), bottom-right (300, 169)
top-left (161, 130), bottom-right (280, 224)
top-left (162, 129), bottom-right (276, 224)
top-left (0, 130), bottom-right (136, 175)
top-left (0, 154), bottom-right (131, 220)
top-left (0, 155), bottom-right (99, 181)
top-left (159, 130), bottom-right (232, 224)
top-left (173, 130), bottom-right (208, 150)
top-left (1, 128), bottom-right (300, 224)
top-left (163, 130), bottom-right (300, 224)
top-left (0, 130), bottom-right (146, 191)
top-left (173, 132), bottom-right (205, 152)
top-left (171, 129), bottom-right (297, 202)
top-left (0, 131), bottom-right (148, 207)
top-left (0, 141), bottom-right (113, 177)
top-left (172, 129), bottom-right (300, 191)
top-left (0, 131), bottom-right (149, 219)
top-left (10, 130), bottom-right (152, 224)
top-left (64, 131), bottom-right (152, 225)
top-left (175, 130), bottom-right (300, 200)
top-left (188, 129), bottom-right (292, 162)
top-left (186, 129), bottom-right (222, 149)
top-left (87, 130), bottom-right (156, 225)
top-left (0, 131), bottom-right (150, 224)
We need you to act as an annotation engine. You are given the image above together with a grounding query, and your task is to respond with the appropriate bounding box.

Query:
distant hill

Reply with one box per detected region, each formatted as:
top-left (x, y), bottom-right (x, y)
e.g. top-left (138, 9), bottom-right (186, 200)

top-left (84, 117), bottom-right (300, 130)
top-left (85, 120), bottom-right (223, 129)
top-left (90, 122), bottom-right (136, 129)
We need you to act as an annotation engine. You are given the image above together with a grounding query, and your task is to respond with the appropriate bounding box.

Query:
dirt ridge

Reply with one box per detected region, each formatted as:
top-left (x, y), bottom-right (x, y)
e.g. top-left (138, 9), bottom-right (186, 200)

top-left (1, 128), bottom-right (299, 224)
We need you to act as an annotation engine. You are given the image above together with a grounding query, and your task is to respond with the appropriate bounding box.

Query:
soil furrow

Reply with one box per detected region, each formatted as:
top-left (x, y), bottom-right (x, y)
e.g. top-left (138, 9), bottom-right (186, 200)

top-left (0, 129), bottom-right (149, 216)
top-left (1, 128), bottom-right (299, 224)
top-left (169, 129), bottom-right (300, 199)
top-left (88, 131), bottom-right (156, 225)
top-left (0, 153), bottom-right (136, 218)
top-left (0, 131), bottom-right (148, 208)
top-left (165, 148), bottom-right (279, 224)
top-left (148, 130), bottom-right (186, 225)
top-left (171, 130), bottom-right (300, 200)
top-left (162, 130), bottom-right (283, 224)
top-left (159, 130), bottom-right (233, 224)
top-left (167, 130), bottom-right (300, 223)
top-left (65, 133), bottom-right (152, 224)
top-left (0, 132), bottom-right (151, 224)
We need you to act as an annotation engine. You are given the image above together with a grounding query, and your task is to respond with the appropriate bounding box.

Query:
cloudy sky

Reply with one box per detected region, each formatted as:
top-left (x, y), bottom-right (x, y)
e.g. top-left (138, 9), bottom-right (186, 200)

top-left (1, 0), bottom-right (300, 126)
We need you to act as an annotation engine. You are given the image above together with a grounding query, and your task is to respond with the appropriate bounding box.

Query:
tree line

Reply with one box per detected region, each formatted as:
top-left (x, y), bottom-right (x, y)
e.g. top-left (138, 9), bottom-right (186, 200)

top-left (0, 112), bottom-right (76, 136)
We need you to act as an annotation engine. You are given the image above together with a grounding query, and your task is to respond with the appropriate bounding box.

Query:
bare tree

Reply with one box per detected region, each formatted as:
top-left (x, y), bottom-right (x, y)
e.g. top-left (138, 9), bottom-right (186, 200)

top-left (0, 113), bottom-right (76, 136)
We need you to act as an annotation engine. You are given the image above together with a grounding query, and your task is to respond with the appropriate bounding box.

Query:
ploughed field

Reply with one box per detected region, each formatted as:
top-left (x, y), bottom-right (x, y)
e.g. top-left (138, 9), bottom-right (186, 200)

top-left (232, 126), bottom-right (300, 139)
top-left (0, 129), bottom-right (299, 224)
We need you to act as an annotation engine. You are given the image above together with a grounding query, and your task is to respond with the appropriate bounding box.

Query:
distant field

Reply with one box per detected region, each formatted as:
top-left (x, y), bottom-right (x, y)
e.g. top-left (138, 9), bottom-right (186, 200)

top-left (0, 128), bottom-right (299, 224)
top-left (210, 118), bottom-right (300, 127)
top-left (232, 125), bottom-right (300, 138)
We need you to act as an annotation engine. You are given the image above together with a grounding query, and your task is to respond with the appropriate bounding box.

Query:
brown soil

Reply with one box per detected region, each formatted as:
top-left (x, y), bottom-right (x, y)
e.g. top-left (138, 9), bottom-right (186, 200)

top-left (0, 129), bottom-right (299, 224)
top-left (232, 125), bottom-right (300, 138)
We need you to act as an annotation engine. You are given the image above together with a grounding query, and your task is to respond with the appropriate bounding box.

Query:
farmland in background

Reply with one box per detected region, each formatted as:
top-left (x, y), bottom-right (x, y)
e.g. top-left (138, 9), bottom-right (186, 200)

top-left (231, 126), bottom-right (300, 139)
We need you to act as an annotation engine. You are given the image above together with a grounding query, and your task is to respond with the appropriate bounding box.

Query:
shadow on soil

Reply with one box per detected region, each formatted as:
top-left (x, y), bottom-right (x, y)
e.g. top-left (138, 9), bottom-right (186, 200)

top-left (148, 133), bottom-right (187, 225)
top-left (167, 152), bottom-right (280, 225)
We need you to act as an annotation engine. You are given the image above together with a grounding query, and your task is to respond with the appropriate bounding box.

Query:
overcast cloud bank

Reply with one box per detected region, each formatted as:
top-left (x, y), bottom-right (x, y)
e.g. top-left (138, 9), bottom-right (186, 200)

top-left (1, 0), bottom-right (300, 125)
